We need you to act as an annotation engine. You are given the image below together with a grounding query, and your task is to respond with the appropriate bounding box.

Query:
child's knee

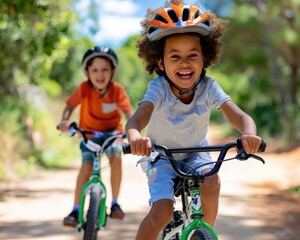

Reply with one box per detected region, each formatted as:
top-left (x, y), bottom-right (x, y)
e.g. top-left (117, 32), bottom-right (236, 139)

top-left (109, 154), bottom-right (121, 165)
top-left (150, 200), bottom-right (173, 226)
top-left (201, 174), bottom-right (220, 191)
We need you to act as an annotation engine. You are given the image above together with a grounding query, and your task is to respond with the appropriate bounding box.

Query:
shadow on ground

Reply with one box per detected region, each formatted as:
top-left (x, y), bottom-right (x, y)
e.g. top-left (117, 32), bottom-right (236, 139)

top-left (1, 190), bottom-right (299, 240)
top-left (216, 189), bottom-right (300, 240)
top-left (0, 212), bottom-right (144, 240)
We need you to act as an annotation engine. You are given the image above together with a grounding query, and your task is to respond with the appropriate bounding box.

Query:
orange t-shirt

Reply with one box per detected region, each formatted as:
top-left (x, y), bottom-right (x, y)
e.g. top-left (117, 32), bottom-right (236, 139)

top-left (67, 81), bottom-right (133, 133)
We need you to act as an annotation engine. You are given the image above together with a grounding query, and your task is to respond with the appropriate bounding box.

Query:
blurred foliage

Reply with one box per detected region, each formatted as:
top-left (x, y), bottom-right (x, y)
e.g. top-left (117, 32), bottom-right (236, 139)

top-left (291, 186), bottom-right (300, 196)
top-left (0, 0), bottom-right (78, 180)
top-left (115, 35), bottom-right (154, 108)
top-left (217, 0), bottom-right (300, 140)
top-left (0, 0), bottom-right (299, 180)
top-left (0, 0), bottom-right (76, 95)
top-left (50, 37), bottom-right (93, 94)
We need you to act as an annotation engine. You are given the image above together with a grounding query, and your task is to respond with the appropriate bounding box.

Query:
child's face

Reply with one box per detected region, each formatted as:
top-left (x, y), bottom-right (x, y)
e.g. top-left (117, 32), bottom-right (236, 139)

top-left (159, 34), bottom-right (204, 94)
top-left (85, 57), bottom-right (114, 91)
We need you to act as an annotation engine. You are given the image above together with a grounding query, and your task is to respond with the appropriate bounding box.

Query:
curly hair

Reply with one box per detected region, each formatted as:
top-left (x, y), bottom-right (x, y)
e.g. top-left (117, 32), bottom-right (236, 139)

top-left (136, 0), bottom-right (228, 76)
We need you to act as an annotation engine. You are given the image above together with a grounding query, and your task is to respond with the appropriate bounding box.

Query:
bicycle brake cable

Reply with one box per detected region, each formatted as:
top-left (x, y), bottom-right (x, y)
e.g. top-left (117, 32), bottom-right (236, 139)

top-left (162, 155), bottom-right (237, 179)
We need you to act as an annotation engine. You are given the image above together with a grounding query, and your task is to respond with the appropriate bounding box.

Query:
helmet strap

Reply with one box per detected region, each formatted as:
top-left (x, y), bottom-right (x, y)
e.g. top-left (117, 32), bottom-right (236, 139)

top-left (165, 68), bottom-right (206, 97)
top-left (89, 79), bottom-right (111, 96)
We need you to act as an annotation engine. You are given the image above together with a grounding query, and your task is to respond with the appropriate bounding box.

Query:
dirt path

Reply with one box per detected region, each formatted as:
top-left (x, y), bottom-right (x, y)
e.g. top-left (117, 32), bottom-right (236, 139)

top-left (0, 136), bottom-right (299, 240)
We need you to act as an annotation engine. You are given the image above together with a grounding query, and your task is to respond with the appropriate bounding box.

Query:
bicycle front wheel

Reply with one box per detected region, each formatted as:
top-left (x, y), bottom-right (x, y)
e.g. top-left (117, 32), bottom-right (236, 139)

top-left (83, 184), bottom-right (101, 240)
top-left (190, 228), bottom-right (215, 240)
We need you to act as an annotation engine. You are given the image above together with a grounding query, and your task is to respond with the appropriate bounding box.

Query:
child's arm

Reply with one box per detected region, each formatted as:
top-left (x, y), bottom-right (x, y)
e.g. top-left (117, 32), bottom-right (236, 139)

top-left (57, 104), bottom-right (74, 131)
top-left (125, 101), bottom-right (154, 156)
top-left (220, 101), bottom-right (262, 153)
top-left (124, 110), bottom-right (134, 122)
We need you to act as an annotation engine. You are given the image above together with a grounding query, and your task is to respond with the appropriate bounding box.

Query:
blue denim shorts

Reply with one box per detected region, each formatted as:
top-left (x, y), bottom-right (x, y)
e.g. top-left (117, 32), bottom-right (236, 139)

top-left (143, 152), bottom-right (214, 206)
top-left (80, 130), bottom-right (122, 162)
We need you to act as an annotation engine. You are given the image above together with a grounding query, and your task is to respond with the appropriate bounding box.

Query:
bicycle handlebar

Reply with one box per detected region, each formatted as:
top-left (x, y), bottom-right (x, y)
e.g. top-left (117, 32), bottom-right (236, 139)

top-left (59, 122), bottom-right (126, 153)
top-left (122, 139), bottom-right (266, 180)
top-left (68, 122), bottom-right (126, 142)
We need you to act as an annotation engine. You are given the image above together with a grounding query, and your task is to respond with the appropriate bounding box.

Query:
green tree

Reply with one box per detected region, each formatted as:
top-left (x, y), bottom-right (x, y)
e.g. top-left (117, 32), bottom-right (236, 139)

top-left (0, 0), bottom-right (75, 95)
top-left (116, 35), bottom-right (153, 108)
top-left (219, 0), bottom-right (300, 141)
top-left (0, 0), bottom-right (76, 178)
top-left (50, 37), bottom-right (94, 94)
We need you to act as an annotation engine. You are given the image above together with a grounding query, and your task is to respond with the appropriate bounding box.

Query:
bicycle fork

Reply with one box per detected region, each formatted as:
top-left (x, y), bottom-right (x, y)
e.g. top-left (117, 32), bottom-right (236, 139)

top-left (181, 185), bottom-right (218, 239)
top-left (78, 179), bottom-right (107, 231)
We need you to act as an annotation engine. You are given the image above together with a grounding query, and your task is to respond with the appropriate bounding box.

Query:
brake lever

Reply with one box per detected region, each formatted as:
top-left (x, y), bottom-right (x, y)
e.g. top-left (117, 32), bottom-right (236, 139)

top-left (59, 127), bottom-right (77, 137)
top-left (236, 150), bottom-right (265, 164)
top-left (136, 151), bottom-right (160, 166)
top-left (251, 154), bottom-right (265, 164)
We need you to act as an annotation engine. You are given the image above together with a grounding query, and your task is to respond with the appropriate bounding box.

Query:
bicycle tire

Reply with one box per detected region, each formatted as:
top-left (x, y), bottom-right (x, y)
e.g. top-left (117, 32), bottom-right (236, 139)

top-left (83, 184), bottom-right (101, 240)
top-left (190, 227), bottom-right (215, 240)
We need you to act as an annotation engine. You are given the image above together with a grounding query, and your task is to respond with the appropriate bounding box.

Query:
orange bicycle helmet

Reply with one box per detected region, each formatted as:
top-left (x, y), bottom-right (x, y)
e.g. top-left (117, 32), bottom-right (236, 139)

top-left (147, 3), bottom-right (211, 41)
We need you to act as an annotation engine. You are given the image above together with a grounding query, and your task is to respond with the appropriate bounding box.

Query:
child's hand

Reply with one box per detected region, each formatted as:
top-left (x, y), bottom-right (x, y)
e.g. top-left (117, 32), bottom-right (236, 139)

top-left (240, 135), bottom-right (262, 154)
top-left (129, 137), bottom-right (152, 156)
top-left (57, 120), bottom-right (69, 132)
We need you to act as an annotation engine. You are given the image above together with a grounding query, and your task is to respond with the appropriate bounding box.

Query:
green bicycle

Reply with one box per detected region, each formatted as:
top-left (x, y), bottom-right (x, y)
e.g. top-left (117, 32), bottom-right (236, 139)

top-left (123, 138), bottom-right (266, 240)
top-left (62, 122), bottom-right (126, 240)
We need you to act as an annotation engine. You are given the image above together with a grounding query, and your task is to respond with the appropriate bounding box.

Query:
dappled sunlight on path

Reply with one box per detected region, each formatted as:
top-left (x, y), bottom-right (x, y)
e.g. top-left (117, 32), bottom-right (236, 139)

top-left (0, 127), bottom-right (299, 239)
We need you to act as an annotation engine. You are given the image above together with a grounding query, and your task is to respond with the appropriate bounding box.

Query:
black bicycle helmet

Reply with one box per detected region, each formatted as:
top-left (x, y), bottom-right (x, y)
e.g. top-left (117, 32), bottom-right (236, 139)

top-left (81, 46), bottom-right (118, 70)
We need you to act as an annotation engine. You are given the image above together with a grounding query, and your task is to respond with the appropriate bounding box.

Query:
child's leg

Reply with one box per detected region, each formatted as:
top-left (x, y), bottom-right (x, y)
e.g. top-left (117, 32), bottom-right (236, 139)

top-left (108, 153), bottom-right (122, 200)
top-left (136, 199), bottom-right (173, 240)
top-left (74, 141), bottom-right (95, 206)
top-left (137, 154), bottom-right (176, 238)
top-left (74, 162), bottom-right (93, 205)
top-left (200, 172), bottom-right (221, 227)
top-left (108, 152), bottom-right (125, 219)
top-left (63, 146), bottom-right (93, 227)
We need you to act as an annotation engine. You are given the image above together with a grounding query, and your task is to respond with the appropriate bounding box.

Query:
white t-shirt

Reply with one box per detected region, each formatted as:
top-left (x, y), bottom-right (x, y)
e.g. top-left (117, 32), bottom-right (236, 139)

top-left (139, 75), bottom-right (231, 160)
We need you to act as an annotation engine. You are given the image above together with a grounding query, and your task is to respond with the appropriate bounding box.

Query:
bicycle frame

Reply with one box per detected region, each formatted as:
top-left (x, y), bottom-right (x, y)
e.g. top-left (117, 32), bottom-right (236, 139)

top-left (164, 180), bottom-right (218, 240)
top-left (60, 122), bottom-right (126, 237)
top-left (78, 152), bottom-right (107, 230)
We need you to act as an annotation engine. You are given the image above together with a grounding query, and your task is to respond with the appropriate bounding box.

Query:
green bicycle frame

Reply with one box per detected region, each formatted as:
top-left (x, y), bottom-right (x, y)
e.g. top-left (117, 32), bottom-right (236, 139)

top-left (180, 186), bottom-right (218, 239)
top-left (78, 153), bottom-right (107, 229)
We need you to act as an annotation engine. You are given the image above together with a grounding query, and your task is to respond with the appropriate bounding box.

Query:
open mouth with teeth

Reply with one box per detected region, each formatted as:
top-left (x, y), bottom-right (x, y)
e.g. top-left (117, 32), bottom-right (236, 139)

top-left (177, 71), bottom-right (193, 80)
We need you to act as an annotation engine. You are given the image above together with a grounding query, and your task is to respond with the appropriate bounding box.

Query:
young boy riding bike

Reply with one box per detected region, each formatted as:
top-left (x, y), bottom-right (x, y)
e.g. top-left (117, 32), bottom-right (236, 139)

top-left (57, 46), bottom-right (133, 227)
top-left (125, 1), bottom-right (263, 239)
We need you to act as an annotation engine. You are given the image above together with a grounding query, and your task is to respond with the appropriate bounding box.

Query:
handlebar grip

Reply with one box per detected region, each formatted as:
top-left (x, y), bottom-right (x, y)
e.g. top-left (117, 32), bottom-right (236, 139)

top-left (57, 122), bottom-right (77, 130)
top-left (258, 139), bottom-right (267, 152)
top-left (237, 138), bottom-right (267, 152)
top-left (69, 122), bottom-right (78, 129)
top-left (122, 143), bottom-right (131, 154)
top-left (121, 132), bottom-right (127, 139)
